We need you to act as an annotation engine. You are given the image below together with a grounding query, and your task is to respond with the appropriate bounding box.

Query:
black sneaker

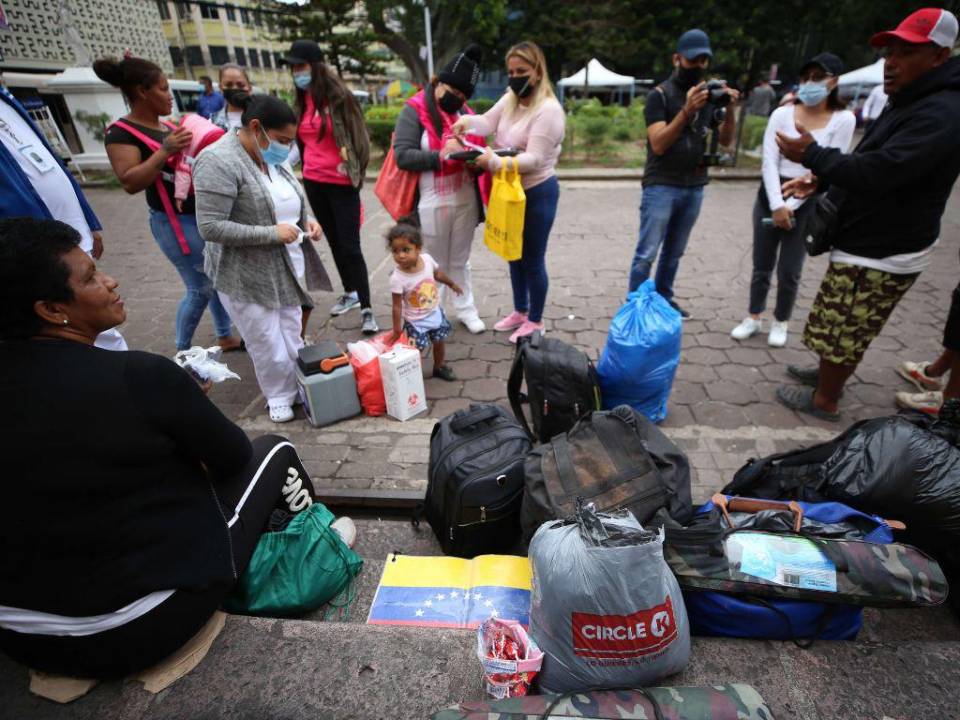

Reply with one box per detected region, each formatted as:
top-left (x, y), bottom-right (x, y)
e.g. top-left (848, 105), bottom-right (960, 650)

top-left (787, 364), bottom-right (820, 387)
top-left (667, 299), bottom-right (690, 319)
top-left (432, 365), bottom-right (457, 381)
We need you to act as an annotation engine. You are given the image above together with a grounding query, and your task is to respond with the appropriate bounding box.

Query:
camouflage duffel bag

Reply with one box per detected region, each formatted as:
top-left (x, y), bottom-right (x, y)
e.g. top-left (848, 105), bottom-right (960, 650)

top-left (663, 495), bottom-right (949, 623)
top-left (431, 683), bottom-right (774, 720)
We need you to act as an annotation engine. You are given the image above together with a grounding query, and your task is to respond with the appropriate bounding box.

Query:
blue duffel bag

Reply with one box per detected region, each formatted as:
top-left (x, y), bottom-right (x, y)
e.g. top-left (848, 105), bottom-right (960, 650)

top-left (597, 279), bottom-right (681, 424)
top-left (675, 496), bottom-right (894, 643)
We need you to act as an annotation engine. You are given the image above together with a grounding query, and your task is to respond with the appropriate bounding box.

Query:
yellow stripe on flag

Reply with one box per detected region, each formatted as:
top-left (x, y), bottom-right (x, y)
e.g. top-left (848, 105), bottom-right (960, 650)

top-left (379, 554), bottom-right (531, 590)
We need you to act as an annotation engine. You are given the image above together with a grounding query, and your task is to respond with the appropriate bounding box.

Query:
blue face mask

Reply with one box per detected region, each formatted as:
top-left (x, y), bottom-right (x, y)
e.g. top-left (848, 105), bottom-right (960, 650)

top-left (293, 72), bottom-right (312, 90)
top-left (797, 80), bottom-right (830, 106)
top-left (258, 126), bottom-right (291, 166)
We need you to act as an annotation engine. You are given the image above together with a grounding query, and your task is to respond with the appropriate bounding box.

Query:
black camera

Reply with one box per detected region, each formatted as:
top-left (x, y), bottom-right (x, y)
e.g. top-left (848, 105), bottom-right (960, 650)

top-left (699, 79), bottom-right (734, 167)
top-left (704, 79), bottom-right (730, 127)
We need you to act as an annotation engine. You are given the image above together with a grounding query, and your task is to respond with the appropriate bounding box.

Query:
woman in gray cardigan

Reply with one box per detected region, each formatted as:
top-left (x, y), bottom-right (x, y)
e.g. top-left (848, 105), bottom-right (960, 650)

top-left (194, 95), bottom-right (331, 423)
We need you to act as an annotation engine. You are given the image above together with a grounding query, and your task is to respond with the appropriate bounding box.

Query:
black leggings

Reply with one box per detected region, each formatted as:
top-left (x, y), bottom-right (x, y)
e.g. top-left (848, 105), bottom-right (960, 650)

top-left (0, 435), bottom-right (317, 678)
top-left (303, 180), bottom-right (371, 309)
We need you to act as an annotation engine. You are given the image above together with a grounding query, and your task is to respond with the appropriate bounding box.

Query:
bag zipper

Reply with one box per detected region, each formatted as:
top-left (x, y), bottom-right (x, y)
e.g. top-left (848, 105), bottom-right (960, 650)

top-left (449, 457), bottom-right (525, 536)
top-left (457, 489), bottom-right (524, 528)
top-left (431, 423), bottom-right (528, 477)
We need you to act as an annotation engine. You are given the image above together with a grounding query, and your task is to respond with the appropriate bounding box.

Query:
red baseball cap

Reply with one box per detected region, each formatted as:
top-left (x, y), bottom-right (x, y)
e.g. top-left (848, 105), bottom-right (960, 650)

top-left (870, 8), bottom-right (959, 48)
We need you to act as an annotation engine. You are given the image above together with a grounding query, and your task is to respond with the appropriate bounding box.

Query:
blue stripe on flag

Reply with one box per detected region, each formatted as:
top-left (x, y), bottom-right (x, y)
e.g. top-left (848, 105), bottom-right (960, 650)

top-left (367, 585), bottom-right (530, 627)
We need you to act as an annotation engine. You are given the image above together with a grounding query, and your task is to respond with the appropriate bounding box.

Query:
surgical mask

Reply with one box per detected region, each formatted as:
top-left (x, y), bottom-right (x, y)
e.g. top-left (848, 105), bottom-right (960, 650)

top-left (508, 75), bottom-right (534, 99)
top-left (257, 126), bottom-right (291, 166)
top-left (223, 88), bottom-right (247, 107)
top-left (293, 72), bottom-right (312, 90)
top-left (438, 91), bottom-right (464, 114)
top-left (797, 80), bottom-right (830, 106)
top-left (676, 65), bottom-right (704, 88)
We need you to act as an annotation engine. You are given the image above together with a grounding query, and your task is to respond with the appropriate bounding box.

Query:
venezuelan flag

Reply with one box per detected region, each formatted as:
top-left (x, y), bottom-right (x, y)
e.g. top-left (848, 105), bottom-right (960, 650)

top-left (367, 554), bottom-right (532, 628)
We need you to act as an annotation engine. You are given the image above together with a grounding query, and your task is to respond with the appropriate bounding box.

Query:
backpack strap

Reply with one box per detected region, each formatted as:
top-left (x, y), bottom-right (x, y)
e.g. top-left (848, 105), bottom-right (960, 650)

top-left (507, 344), bottom-right (535, 441)
top-left (551, 433), bottom-right (581, 500)
top-left (110, 119), bottom-right (191, 256)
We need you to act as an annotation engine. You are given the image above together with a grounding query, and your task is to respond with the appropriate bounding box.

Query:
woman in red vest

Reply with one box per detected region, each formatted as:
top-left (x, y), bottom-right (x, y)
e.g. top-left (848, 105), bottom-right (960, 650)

top-left (391, 45), bottom-right (488, 335)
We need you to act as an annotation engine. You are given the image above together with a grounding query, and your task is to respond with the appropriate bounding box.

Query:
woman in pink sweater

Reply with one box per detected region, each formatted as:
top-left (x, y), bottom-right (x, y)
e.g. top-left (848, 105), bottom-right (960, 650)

top-left (452, 41), bottom-right (565, 343)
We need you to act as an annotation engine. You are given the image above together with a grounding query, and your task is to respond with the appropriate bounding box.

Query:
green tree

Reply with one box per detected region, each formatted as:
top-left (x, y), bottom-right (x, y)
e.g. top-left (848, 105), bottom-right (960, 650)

top-left (284, 0), bottom-right (384, 79)
top-left (365, 0), bottom-right (508, 84)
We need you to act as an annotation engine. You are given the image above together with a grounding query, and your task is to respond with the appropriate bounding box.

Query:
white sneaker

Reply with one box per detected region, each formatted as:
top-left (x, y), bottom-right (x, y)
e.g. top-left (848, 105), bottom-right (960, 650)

top-left (460, 316), bottom-right (486, 334)
top-left (768, 321), bottom-right (789, 348)
top-left (330, 517), bottom-right (357, 548)
top-left (731, 317), bottom-right (762, 341)
top-left (269, 405), bottom-right (295, 423)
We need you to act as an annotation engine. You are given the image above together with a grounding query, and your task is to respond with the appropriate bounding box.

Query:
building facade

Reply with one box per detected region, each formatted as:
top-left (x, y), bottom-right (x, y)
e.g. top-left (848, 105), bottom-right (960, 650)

top-left (159, 0), bottom-right (292, 92)
top-left (0, 0), bottom-right (171, 72)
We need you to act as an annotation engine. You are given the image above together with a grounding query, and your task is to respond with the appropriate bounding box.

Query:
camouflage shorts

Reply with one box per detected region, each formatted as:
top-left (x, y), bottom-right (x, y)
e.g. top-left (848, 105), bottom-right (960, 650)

top-left (803, 262), bottom-right (918, 366)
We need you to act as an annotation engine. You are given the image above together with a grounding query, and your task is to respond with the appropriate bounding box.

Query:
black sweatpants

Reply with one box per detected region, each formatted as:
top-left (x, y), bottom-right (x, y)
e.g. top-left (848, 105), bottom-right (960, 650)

top-left (945, 281), bottom-right (960, 353)
top-left (303, 180), bottom-right (371, 309)
top-left (0, 435), bottom-right (317, 678)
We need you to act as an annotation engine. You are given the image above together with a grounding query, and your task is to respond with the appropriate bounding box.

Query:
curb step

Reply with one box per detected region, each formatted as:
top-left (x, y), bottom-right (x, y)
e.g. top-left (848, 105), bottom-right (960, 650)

top-left (3, 617), bottom-right (958, 719)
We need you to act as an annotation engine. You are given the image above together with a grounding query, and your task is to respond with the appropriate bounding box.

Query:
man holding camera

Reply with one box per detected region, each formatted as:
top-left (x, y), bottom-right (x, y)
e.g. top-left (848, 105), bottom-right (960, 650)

top-left (775, 8), bottom-right (960, 421)
top-left (628, 28), bottom-right (740, 317)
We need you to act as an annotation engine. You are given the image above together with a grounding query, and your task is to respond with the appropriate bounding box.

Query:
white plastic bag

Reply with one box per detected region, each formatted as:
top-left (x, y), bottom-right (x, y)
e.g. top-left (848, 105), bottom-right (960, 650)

top-left (528, 500), bottom-right (690, 693)
top-left (173, 346), bottom-right (241, 383)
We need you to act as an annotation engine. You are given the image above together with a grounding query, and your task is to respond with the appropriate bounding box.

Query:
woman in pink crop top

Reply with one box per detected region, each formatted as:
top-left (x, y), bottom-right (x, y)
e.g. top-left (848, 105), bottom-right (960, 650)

top-left (452, 41), bottom-right (565, 343)
top-left (282, 40), bottom-right (377, 335)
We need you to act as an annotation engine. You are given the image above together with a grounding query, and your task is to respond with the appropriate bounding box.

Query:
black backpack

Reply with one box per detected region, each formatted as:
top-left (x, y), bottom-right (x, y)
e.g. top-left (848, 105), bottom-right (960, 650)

top-left (507, 332), bottom-right (601, 443)
top-left (424, 404), bottom-right (533, 557)
top-left (521, 405), bottom-right (692, 542)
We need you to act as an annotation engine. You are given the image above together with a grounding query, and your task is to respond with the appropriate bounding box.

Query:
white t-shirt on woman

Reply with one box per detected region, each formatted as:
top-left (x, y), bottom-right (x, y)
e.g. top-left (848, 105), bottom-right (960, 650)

top-left (263, 164), bottom-right (305, 284)
top-left (762, 104), bottom-right (856, 212)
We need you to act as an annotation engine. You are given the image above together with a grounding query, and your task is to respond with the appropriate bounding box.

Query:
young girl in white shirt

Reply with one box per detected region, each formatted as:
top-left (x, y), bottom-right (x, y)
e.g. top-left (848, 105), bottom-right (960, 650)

top-left (731, 53), bottom-right (856, 348)
top-left (387, 217), bottom-right (463, 381)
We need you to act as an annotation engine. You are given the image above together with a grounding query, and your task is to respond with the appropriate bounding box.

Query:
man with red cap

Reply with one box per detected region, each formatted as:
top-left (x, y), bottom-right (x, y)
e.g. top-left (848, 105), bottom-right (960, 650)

top-left (774, 8), bottom-right (960, 421)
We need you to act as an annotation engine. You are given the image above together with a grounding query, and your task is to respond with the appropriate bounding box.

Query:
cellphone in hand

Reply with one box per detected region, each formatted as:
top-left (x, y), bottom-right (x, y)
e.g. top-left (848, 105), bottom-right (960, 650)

top-left (762, 217), bottom-right (796, 229)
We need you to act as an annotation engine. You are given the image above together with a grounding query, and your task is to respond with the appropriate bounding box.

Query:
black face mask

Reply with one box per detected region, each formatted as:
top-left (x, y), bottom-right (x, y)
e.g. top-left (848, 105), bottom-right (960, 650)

top-left (223, 88), bottom-right (248, 107)
top-left (509, 75), bottom-right (534, 99)
top-left (438, 91), bottom-right (464, 114)
top-left (675, 65), bottom-right (704, 88)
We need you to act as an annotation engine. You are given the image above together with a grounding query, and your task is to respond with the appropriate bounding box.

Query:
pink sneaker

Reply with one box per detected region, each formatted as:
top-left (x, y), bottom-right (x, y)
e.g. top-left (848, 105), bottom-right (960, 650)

top-left (494, 310), bottom-right (527, 332)
top-left (509, 320), bottom-right (545, 343)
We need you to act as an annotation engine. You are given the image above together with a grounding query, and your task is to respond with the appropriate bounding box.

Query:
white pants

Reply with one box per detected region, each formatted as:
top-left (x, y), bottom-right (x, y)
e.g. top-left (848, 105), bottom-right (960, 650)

top-left (421, 199), bottom-right (480, 323)
top-left (218, 293), bottom-right (303, 409)
top-left (95, 327), bottom-right (128, 351)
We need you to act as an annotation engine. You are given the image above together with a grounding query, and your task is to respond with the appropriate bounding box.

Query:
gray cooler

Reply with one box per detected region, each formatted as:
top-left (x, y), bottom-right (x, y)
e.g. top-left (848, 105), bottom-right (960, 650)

top-left (296, 340), bottom-right (361, 428)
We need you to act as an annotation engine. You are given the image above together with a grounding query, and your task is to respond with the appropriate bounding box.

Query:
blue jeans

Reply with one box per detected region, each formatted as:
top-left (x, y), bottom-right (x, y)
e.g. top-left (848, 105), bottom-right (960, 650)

top-left (509, 176), bottom-right (559, 323)
top-left (149, 209), bottom-right (233, 350)
top-left (628, 184), bottom-right (705, 299)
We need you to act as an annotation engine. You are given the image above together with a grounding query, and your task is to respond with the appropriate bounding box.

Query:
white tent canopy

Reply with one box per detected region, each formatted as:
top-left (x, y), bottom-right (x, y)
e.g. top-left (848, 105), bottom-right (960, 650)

top-left (557, 58), bottom-right (636, 102)
top-left (559, 58), bottom-right (636, 88)
top-left (839, 58), bottom-right (884, 88)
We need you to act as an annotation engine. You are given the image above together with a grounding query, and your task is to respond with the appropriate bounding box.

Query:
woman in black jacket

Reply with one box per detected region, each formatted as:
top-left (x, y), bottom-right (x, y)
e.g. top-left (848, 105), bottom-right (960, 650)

top-left (392, 45), bottom-right (487, 334)
top-left (0, 218), bottom-right (350, 678)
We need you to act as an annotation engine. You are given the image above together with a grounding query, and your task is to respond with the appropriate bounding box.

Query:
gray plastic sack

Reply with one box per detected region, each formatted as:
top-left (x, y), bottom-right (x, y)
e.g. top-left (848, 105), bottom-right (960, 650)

top-left (528, 501), bottom-right (690, 693)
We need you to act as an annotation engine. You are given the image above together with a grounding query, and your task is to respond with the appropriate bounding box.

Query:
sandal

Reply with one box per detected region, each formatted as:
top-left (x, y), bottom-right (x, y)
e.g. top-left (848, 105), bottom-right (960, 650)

top-left (432, 365), bottom-right (457, 382)
top-left (776, 385), bottom-right (840, 422)
top-left (787, 364), bottom-right (819, 387)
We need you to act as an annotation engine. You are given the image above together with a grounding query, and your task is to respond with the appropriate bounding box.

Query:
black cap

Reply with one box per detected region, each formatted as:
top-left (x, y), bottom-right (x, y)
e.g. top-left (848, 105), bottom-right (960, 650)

top-left (801, 52), bottom-right (844, 77)
top-left (438, 44), bottom-right (483, 99)
top-left (280, 39), bottom-right (324, 66)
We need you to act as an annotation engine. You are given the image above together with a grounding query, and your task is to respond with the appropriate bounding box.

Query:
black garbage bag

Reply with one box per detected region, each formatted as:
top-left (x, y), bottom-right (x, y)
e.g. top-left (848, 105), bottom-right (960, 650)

top-left (724, 408), bottom-right (960, 613)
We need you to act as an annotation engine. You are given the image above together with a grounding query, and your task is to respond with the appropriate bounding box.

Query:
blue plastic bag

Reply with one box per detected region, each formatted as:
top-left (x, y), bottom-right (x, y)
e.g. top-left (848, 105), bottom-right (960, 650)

top-left (597, 280), bottom-right (682, 423)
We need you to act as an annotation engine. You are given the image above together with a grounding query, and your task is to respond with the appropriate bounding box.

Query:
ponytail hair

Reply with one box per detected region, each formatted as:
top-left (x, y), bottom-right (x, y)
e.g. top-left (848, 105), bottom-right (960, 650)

top-left (93, 55), bottom-right (163, 103)
top-left (237, 94), bottom-right (297, 130)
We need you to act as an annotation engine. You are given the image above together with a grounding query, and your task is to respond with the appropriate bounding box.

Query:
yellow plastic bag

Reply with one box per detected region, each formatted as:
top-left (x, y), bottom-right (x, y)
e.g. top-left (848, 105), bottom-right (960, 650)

top-left (484, 157), bottom-right (526, 261)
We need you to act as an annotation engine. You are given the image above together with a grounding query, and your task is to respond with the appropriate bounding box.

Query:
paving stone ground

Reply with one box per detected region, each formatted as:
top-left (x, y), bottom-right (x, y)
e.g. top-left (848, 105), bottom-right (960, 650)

top-left (87, 180), bottom-right (960, 502)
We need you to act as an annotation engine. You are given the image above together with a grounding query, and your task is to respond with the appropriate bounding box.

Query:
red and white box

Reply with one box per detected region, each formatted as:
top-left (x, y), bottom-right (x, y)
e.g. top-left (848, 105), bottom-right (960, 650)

top-left (378, 346), bottom-right (428, 421)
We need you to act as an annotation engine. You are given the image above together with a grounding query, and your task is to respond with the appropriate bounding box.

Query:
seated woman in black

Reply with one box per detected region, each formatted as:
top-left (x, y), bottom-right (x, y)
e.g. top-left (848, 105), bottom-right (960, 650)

top-left (0, 217), bottom-right (345, 678)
